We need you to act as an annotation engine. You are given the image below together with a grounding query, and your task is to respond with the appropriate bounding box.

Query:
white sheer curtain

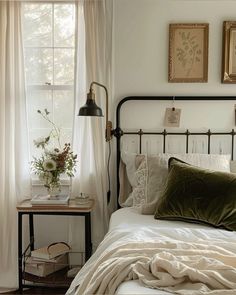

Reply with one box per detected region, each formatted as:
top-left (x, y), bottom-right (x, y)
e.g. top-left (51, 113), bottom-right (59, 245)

top-left (0, 1), bottom-right (31, 292)
top-left (70, 0), bottom-right (113, 252)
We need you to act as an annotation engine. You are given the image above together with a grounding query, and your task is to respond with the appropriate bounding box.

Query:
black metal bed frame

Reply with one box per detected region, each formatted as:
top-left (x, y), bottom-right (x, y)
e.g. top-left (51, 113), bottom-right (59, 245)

top-left (114, 96), bottom-right (236, 204)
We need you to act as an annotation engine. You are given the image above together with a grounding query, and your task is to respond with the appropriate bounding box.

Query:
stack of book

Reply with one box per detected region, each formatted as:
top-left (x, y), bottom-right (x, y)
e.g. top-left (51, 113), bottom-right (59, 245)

top-left (25, 242), bottom-right (71, 277)
top-left (30, 194), bottom-right (69, 206)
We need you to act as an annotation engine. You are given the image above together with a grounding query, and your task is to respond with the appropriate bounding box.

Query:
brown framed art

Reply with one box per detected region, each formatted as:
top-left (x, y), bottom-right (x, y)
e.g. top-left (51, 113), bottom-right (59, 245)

top-left (222, 21), bottom-right (236, 83)
top-left (168, 23), bottom-right (209, 83)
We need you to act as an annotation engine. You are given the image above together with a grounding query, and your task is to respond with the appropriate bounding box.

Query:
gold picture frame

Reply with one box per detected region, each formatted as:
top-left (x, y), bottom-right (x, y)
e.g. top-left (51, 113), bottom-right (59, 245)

top-left (168, 23), bottom-right (209, 83)
top-left (222, 21), bottom-right (236, 83)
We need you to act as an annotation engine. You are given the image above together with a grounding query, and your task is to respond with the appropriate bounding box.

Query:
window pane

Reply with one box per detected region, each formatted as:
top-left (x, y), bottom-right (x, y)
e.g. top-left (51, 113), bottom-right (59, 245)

top-left (54, 4), bottom-right (75, 47)
top-left (27, 89), bottom-right (53, 129)
top-left (53, 90), bottom-right (74, 128)
top-left (23, 4), bottom-right (52, 47)
top-left (54, 49), bottom-right (74, 85)
top-left (25, 48), bottom-right (53, 85)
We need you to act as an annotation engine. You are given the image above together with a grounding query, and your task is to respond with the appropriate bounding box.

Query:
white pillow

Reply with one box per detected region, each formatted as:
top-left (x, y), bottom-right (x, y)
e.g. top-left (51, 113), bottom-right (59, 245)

top-left (119, 151), bottom-right (144, 207)
top-left (156, 153), bottom-right (231, 172)
top-left (126, 153), bottom-right (231, 214)
top-left (120, 151), bottom-right (138, 188)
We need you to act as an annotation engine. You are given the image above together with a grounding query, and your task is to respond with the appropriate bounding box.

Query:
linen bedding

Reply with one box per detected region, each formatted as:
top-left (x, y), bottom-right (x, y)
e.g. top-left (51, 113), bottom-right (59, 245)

top-left (66, 208), bottom-right (236, 295)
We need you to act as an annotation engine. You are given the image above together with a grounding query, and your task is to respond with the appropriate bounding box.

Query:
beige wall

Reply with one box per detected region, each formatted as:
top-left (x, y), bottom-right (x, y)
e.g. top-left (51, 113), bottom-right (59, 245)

top-left (114, 0), bottom-right (236, 101)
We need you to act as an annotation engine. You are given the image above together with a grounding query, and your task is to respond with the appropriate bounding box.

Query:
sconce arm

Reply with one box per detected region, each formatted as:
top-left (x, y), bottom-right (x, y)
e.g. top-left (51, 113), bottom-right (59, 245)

top-left (90, 81), bottom-right (112, 141)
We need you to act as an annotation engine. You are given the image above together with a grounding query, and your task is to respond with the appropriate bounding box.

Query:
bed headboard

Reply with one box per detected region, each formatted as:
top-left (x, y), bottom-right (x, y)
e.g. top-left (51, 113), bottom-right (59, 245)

top-left (115, 96), bottom-right (236, 206)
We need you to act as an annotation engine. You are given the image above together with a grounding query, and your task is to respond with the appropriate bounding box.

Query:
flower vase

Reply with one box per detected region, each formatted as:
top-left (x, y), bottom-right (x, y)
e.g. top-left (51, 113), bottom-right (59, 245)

top-left (47, 185), bottom-right (61, 199)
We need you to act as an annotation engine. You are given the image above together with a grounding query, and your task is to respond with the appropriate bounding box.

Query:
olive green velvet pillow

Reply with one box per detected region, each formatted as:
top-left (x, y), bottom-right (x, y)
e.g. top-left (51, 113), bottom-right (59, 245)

top-left (154, 157), bottom-right (236, 231)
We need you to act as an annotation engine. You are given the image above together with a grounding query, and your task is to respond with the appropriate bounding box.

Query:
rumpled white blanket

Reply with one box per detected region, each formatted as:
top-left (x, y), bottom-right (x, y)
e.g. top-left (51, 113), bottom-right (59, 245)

top-left (66, 224), bottom-right (236, 295)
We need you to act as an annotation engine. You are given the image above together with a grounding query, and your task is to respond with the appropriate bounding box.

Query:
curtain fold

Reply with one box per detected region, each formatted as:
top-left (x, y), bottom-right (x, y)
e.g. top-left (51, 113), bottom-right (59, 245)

top-left (70, 0), bottom-right (113, 252)
top-left (0, 1), bottom-right (31, 292)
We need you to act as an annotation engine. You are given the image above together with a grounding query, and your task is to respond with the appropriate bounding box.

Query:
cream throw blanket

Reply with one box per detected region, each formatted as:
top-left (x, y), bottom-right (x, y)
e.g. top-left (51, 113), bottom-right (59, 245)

top-left (75, 240), bottom-right (236, 295)
top-left (66, 223), bottom-right (236, 295)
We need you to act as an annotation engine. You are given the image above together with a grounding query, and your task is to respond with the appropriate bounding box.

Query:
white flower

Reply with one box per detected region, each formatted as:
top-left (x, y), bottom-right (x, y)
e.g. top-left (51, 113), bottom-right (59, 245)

top-left (43, 159), bottom-right (57, 171)
top-left (45, 148), bottom-right (60, 156)
top-left (34, 137), bottom-right (47, 148)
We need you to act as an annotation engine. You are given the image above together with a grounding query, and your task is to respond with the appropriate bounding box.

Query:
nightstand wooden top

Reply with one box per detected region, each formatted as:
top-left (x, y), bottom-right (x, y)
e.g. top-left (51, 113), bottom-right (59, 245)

top-left (17, 199), bottom-right (95, 213)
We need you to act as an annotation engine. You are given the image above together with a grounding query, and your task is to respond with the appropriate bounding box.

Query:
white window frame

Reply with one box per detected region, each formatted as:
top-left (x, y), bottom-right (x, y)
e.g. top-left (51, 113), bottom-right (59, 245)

top-left (23, 1), bottom-right (76, 187)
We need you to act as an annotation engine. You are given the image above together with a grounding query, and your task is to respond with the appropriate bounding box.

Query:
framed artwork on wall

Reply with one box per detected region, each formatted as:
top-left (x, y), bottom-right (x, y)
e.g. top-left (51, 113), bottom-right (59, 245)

top-left (222, 21), bottom-right (236, 83)
top-left (168, 23), bottom-right (209, 83)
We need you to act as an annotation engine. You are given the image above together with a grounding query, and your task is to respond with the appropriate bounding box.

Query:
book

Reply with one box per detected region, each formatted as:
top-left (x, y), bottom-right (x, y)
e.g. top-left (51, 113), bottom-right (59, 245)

top-left (25, 253), bottom-right (68, 277)
top-left (31, 243), bottom-right (70, 260)
top-left (31, 254), bottom-right (66, 264)
top-left (31, 194), bottom-right (69, 205)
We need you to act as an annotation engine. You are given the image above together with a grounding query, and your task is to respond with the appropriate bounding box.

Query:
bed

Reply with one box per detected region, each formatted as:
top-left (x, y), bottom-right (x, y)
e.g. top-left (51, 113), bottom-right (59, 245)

top-left (67, 96), bottom-right (236, 295)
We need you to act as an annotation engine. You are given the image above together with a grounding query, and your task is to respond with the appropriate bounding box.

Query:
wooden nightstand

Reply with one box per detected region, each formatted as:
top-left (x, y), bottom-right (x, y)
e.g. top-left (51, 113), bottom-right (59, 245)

top-left (17, 199), bottom-right (95, 293)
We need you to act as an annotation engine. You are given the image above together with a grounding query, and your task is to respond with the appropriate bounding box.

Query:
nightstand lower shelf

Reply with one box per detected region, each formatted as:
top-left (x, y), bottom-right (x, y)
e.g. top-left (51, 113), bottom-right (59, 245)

top-left (17, 199), bottom-right (95, 293)
top-left (23, 268), bottom-right (73, 287)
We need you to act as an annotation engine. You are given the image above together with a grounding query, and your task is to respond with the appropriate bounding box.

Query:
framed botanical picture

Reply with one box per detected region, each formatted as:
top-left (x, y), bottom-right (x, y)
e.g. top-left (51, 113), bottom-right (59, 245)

top-left (168, 23), bottom-right (209, 83)
top-left (222, 21), bottom-right (236, 83)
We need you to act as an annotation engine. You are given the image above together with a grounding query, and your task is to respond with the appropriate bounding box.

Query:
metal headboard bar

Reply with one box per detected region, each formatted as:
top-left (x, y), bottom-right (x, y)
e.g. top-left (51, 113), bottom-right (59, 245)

top-left (115, 96), bottom-right (236, 206)
top-left (122, 130), bottom-right (235, 153)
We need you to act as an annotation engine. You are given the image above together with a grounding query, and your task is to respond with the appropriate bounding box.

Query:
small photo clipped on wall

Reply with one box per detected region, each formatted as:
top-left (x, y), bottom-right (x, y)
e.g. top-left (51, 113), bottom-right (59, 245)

top-left (164, 107), bottom-right (181, 127)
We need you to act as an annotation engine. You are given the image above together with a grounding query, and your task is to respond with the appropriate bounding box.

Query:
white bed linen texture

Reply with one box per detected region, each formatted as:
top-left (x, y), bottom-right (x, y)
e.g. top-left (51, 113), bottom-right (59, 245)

top-left (66, 208), bottom-right (236, 295)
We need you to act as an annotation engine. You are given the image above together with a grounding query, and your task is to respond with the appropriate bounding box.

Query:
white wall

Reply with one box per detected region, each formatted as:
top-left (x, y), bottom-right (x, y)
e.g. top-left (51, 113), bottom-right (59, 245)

top-left (114, 0), bottom-right (236, 100)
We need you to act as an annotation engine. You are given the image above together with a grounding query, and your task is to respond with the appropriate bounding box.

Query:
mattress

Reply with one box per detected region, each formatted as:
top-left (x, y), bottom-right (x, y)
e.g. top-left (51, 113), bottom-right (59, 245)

top-left (111, 208), bottom-right (214, 295)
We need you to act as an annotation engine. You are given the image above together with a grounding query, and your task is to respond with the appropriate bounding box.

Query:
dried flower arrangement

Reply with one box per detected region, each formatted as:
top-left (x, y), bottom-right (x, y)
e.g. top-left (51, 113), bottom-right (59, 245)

top-left (31, 109), bottom-right (77, 196)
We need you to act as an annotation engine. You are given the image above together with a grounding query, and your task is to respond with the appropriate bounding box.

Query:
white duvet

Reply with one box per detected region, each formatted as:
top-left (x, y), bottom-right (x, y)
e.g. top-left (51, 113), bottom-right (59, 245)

top-left (66, 209), bottom-right (236, 295)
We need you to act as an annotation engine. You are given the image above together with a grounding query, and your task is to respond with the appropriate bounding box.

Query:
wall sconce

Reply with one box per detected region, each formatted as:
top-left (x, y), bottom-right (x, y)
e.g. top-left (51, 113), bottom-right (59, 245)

top-left (78, 81), bottom-right (113, 141)
top-left (78, 81), bottom-right (115, 203)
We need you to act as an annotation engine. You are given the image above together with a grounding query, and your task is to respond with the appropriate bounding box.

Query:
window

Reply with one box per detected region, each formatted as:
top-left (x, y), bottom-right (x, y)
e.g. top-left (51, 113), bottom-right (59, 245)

top-left (22, 3), bottom-right (76, 162)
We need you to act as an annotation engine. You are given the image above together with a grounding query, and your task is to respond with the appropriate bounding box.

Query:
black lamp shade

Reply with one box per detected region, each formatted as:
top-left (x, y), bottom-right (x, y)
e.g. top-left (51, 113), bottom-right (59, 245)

top-left (78, 98), bottom-right (103, 117)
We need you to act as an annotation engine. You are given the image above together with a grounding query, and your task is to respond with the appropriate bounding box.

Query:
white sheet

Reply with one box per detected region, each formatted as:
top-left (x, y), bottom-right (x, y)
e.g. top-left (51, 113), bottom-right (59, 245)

top-left (109, 207), bottom-right (210, 231)
top-left (67, 208), bottom-right (236, 295)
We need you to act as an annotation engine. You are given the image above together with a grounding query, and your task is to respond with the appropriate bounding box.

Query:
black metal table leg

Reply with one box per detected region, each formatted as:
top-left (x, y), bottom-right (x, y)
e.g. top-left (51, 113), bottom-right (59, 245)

top-left (85, 212), bottom-right (92, 261)
top-left (29, 213), bottom-right (34, 251)
top-left (18, 212), bottom-right (23, 293)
